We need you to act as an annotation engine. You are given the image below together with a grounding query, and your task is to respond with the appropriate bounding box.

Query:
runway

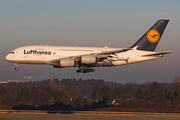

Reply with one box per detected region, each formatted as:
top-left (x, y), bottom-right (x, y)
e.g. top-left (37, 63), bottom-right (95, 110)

top-left (0, 110), bottom-right (180, 120)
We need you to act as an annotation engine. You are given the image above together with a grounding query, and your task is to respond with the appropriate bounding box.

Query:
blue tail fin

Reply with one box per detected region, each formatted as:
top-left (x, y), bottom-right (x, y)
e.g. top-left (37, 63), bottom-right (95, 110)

top-left (131, 19), bottom-right (169, 51)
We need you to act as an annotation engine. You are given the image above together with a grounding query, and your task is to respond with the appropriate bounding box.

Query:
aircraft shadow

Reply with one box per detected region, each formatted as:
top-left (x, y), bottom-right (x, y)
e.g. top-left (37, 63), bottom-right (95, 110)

top-left (13, 102), bottom-right (113, 114)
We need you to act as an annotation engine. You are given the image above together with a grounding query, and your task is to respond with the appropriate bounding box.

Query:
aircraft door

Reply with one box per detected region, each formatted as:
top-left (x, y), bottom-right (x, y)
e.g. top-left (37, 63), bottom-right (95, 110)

top-left (17, 51), bottom-right (22, 58)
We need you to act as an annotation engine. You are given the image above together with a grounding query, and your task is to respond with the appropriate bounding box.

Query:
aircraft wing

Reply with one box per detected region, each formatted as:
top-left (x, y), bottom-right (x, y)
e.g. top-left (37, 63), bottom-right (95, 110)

top-left (91, 48), bottom-right (132, 58)
top-left (93, 48), bottom-right (132, 55)
top-left (48, 48), bottom-right (132, 65)
top-left (141, 51), bottom-right (173, 57)
top-left (69, 48), bottom-right (132, 60)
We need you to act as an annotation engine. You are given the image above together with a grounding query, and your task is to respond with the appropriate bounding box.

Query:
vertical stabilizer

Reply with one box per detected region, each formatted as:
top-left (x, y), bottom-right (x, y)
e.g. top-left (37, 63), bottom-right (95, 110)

top-left (131, 20), bottom-right (169, 51)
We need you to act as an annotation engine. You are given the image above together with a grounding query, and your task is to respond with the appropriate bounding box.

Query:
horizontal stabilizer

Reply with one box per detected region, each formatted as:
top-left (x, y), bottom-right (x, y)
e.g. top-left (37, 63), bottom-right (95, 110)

top-left (141, 51), bottom-right (173, 57)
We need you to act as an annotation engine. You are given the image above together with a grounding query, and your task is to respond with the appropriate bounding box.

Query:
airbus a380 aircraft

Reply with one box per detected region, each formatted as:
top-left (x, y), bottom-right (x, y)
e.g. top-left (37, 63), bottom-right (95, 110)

top-left (6, 20), bottom-right (172, 73)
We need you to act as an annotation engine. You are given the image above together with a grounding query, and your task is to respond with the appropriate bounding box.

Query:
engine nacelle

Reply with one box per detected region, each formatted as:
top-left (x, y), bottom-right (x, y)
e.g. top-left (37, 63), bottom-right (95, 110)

top-left (81, 55), bottom-right (97, 64)
top-left (59, 59), bottom-right (75, 67)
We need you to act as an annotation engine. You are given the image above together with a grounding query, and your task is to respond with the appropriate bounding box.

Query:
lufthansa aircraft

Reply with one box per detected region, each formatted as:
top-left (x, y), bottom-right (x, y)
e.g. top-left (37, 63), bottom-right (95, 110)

top-left (6, 20), bottom-right (172, 73)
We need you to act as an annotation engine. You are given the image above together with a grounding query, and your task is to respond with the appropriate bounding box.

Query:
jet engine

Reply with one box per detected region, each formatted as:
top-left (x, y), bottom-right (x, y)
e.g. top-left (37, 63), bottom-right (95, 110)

top-left (81, 55), bottom-right (97, 64)
top-left (59, 59), bottom-right (75, 67)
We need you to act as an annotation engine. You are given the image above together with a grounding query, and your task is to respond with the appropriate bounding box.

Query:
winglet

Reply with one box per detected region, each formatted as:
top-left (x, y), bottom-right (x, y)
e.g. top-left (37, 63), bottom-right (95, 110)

top-left (132, 45), bottom-right (138, 50)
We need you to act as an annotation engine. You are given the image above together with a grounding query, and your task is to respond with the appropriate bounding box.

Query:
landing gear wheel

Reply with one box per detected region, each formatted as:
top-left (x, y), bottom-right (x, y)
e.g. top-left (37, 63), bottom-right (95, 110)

top-left (83, 70), bottom-right (87, 73)
top-left (15, 67), bottom-right (18, 71)
top-left (80, 69), bottom-right (83, 73)
top-left (76, 68), bottom-right (95, 73)
top-left (76, 70), bottom-right (80, 73)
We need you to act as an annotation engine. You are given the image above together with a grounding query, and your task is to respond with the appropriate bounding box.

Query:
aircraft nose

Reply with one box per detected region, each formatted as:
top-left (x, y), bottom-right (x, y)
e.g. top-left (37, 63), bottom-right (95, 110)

top-left (6, 54), bottom-right (11, 61)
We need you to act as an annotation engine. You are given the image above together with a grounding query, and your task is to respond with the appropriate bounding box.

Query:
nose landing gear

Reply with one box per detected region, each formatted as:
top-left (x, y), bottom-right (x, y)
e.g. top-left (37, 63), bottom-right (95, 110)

top-left (14, 63), bottom-right (18, 71)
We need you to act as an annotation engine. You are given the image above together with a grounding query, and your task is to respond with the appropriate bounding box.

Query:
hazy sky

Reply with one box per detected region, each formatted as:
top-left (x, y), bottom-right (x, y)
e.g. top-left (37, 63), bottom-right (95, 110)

top-left (1, 0), bottom-right (180, 83)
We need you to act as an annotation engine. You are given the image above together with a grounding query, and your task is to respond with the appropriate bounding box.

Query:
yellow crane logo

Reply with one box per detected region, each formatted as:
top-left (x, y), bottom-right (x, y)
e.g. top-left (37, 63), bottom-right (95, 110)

top-left (147, 29), bottom-right (160, 43)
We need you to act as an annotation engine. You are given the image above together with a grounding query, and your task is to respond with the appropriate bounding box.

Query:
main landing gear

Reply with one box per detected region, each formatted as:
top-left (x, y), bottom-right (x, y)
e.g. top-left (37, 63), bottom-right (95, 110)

top-left (14, 63), bottom-right (19, 71)
top-left (76, 68), bottom-right (95, 73)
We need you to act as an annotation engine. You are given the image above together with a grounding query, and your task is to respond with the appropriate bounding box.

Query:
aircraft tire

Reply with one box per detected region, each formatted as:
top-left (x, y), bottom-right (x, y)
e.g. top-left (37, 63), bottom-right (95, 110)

top-left (15, 67), bottom-right (18, 71)
top-left (76, 70), bottom-right (80, 73)
top-left (80, 69), bottom-right (83, 73)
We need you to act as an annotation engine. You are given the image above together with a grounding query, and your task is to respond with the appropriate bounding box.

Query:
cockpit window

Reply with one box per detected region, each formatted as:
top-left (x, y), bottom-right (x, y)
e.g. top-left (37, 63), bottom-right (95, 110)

top-left (10, 52), bottom-right (15, 54)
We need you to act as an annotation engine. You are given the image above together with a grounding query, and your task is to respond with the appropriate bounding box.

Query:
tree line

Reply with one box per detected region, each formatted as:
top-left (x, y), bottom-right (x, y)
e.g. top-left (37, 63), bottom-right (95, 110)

top-left (0, 77), bottom-right (180, 112)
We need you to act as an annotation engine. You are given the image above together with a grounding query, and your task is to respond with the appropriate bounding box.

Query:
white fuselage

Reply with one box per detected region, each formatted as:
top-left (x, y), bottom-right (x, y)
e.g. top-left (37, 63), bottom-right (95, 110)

top-left (6, 45), bottom-right (160, 68)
